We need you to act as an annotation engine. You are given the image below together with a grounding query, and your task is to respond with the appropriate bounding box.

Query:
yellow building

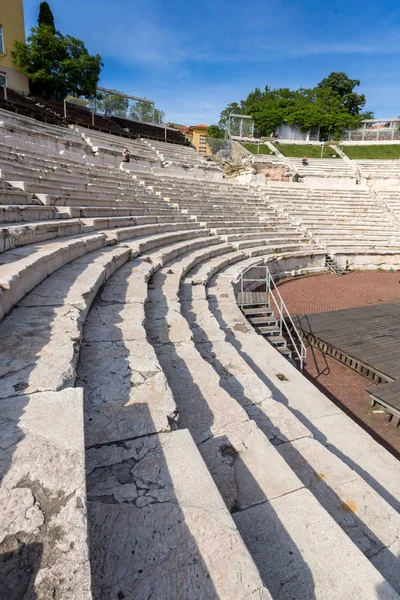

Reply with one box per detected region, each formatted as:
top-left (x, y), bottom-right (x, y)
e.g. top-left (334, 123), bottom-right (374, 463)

top-left (0, 0), bottom-right (29, 93)
top-left (190, 124), bottom-right (212, 156)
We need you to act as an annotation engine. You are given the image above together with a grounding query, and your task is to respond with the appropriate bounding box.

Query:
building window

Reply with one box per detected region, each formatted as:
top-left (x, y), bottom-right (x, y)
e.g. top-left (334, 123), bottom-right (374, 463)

top-left (0, 27), bottom-right (3, 54)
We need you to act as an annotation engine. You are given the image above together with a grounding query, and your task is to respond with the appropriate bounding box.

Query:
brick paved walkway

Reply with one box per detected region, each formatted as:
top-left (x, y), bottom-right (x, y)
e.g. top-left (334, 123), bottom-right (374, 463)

top-left (278, 271), bottom-right (400, 457)
top-left (277, 271), bottom-right (400, 316)
top-left (303, 345), bottom-right (400, 459)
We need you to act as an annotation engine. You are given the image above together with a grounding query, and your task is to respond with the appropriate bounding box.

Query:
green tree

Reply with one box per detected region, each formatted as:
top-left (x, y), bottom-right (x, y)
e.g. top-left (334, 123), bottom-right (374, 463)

top-left (95, 90), bottom-right (129, 117)
top-left (207, 124), bottom-right (225, 138)
top-left (13, 5), bottom-right (102, 99)
top-left (317, 72), bottom-right (366, 115)
top-left (129, 101), bottom-right (165, 124)
top-left (219, 102), bottom-right (244, 128)
top-left (219, 73), bottom-right (369, 140)
top-left (38, 2), bottom-right (55, 33)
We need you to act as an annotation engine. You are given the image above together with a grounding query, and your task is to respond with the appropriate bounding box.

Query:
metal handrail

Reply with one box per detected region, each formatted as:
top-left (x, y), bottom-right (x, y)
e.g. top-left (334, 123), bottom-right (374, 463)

top-left (239, 264), bottom-right (307, 370)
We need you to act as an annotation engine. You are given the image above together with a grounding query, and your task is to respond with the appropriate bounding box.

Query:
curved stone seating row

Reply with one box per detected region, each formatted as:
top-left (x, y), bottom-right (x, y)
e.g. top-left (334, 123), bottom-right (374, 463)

top-left (289, 157), bottom-right (355, 178)
top-left (77, 236), bottom-right (274, 598)
top-left (139, 245), bottom-right (400, 598)
top-left (264, 185), bottom-right (400, 253)
top-left (181, 252), bottom-right (400, 592)
top-left (356, 160), bottom-right (400, 179)
top-left (1, 230), bottom-right (272, 598)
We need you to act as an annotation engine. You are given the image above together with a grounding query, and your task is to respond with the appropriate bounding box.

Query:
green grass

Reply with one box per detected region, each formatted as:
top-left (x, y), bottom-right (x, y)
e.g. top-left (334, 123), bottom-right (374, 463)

top-left (342, 145), bottom-right (400, 159)
top-left (241, 143), bottom-right (275, 155)
top-left (277, 144), bottom-right (340, 158)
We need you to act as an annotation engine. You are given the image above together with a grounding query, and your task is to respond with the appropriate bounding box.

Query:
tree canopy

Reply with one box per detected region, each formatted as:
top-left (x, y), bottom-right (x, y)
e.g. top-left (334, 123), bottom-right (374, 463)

top-left (218, 73), bottom-right (371, 140)
top-left (206, 124), bottom-right (225, 139)
top-left (13, 3), bottom-right (103, 99)
top-left (129, 101), bottom-right (165, 124)
top-left (38, 2), bottom-right (55, 33)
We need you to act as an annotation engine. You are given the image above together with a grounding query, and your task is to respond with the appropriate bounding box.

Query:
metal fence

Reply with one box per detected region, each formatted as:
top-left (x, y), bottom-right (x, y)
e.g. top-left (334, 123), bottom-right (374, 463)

top-left (205, 137), bottom-right (232, 159)
top-left (343, 120), bottom-right (400, 142)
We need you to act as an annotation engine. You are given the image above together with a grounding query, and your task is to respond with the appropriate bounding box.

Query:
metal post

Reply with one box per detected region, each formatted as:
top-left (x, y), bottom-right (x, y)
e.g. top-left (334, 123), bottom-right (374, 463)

top-left (280, 299), bottom-right (283, 335)
top-left (239, 118), bottom-right (243, 138)
top-left (138, 103), bottom-right (142, 122)
top-left (392, 121), bottom-right (395, 141)
top-left (92, 109), bottom-right (95, 127)
top-left (251, 121), bottom-right (254, 138)
top-left (377, 126), bottom-right (380, 141)
top-left (362, 122), bottom-right (366, 142)
top-left (64, 99), bottom-right (67, 119)
top-left (152, 106), bottom-right (155, 123)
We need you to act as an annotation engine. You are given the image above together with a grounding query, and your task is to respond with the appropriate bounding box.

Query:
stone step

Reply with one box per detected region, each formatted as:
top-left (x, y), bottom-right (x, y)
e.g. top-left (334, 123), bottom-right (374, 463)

top-left (86, 429), bottom-right (270, 599)
top-left (0, 245), bottom-right (131, 399)
top-left (0, 219), bottom-right (84, 252)
top-left (0, 188), bottom-right (37, 206)
top-left (144, 247), bottom-right (400, 599)
top-left (208, 259), bottom-right (400, 583)
top-left (0, 232), bottom-right (106, 321)
top-left (0, 388), bottom-right (91, 599)
top-left (0, 204), bottom-right (64, 222)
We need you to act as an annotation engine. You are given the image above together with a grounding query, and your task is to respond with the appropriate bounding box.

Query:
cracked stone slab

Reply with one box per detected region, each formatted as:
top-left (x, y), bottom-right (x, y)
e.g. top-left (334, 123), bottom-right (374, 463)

top-left (87, 429), bottom-right (270, 600)
top-left (77, 340), bottom-right (176, 446)
top-left (235, 488), bottom-right (400, 600)
top-left (199, 421), bottom-right (303, 512)
top-left (0, 388), bottom-right (91, 600)
top-left (83, 302), bottom-right (147, 342)
top-left (0, 305), bottom-right (82, 399)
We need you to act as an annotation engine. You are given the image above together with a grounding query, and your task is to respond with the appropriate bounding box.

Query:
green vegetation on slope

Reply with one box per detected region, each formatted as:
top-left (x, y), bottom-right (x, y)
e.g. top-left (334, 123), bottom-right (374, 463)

top-left (241, 143), bottom-right (275, 154)
top-left (212, 72), bottom-right (372, 140)
top-left (342, 145), bottom-right (400, 159)
top-left (277, 145), bottom-right (340, 158)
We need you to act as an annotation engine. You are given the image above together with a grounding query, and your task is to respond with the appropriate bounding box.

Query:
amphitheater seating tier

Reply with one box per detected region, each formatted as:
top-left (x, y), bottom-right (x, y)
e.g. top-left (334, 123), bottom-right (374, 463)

top-left (0, 110), bottom-right (400, 599)
top-left (264, 184), bottom-right (400, 253)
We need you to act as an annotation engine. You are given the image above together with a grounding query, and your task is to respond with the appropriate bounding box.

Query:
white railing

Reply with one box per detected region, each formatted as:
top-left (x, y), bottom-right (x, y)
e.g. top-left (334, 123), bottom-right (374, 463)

top-left (239, 264), bottom-right (307, 370)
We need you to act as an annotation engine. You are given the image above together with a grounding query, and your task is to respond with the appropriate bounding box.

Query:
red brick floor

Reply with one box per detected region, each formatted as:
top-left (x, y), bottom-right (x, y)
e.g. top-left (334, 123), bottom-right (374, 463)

top-left (303, 345), bottom-right (400, 458)
top-left (277, 271), bottom-right (400, 316)
top-left (277, 271), bottom-right (400, 457)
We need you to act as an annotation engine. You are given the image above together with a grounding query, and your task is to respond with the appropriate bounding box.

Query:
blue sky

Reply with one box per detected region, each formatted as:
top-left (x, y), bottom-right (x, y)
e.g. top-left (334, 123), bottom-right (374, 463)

top-left (23, 0), bottom-right (400, 125)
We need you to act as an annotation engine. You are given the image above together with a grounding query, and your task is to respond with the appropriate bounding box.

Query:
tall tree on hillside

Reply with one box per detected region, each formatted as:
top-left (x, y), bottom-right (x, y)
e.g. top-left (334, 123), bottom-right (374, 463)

top-left (38, 2), bottom-right (55, 33)
top-left (13, 4), bottom-right (103, 99)
top-left (317, 72), bottom-right (366, 115)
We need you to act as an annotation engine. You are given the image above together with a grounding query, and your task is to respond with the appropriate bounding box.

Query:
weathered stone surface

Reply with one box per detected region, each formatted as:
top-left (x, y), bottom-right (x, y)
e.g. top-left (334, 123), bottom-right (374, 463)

top-left (99, 258), bottom-right (152, 304)
top-left (78, 340), bottom-right (177, 446)
top-left (146, 300), bottom-right (193, 344)
top-left (154, 340), bottom-right (249, 444)
top-left (0, 388), bottom-right (91, 600)
top-left (278, 437), bottom-right (400, 594)
top-left (87, 429), bottom-right (270, 600)
top-left (0, 233), bottom-right (106, 321)
top-left (18, 246), bottom-right (131, 313)
top-left (83, 302), bottom-right (147, 342)
top-left (183, 298), bottom-right (228, 342)
top-left (199, 422), bottom-right (303, 511)
top-left (0, 305), bottom-right (82, 399)
top-left (234, 488), bottom-right (399, 600)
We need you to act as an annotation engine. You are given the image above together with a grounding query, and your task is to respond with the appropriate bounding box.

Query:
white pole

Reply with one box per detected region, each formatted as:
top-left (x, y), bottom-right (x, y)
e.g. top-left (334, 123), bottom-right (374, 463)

top-left (64, 99), bottom-right (67, 119)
